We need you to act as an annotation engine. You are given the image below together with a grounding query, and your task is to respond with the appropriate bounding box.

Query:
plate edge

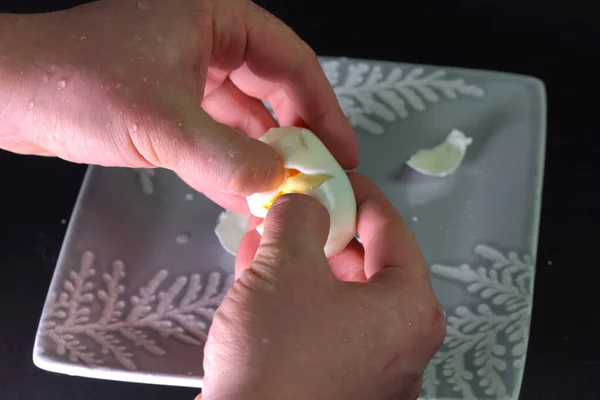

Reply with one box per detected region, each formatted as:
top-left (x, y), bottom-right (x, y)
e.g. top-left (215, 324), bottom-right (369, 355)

top-left (317, 55), bottom-right (548, 85)
top-left (32, 350), bottom-right (203, 389)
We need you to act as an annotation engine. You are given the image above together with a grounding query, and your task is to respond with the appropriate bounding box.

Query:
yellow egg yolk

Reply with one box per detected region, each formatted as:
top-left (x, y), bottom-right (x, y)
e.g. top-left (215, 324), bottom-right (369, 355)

top-left (262, 168), bottom-right (333, 210)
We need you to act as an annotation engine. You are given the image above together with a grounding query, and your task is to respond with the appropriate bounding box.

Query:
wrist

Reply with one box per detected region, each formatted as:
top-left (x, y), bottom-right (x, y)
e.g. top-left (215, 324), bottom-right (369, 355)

top-left (202, 377), bottom-right (314, 400)
top-left (0, 11), bottom-right (68, 155)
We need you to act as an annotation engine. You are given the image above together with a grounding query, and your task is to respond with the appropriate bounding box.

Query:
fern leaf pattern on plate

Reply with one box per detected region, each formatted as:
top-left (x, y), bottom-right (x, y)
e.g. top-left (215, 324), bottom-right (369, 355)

top-left (322, 60), bottom-right (485, 135)
top-left (422, 245), bottom-right (534, 399)
top-left (39, 251), bottom-right (234, 370)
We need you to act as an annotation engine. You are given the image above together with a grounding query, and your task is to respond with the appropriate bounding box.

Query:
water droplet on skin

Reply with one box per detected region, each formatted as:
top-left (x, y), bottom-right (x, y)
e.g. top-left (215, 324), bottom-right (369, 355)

top-left (27, 101), bottom-right (34, 110)
top-left (56, 79), bottom-right (66, 90)
top-left (177, 122), bottom-right (183, 127)
top-left (176, 232), bottom-right (191, 244)
top-left (80, 36), bottom-right (87, 42)
top-left (358, 317), bottom-right (362, 323)
top-left (343, 337), bottom-right (348, 342)
top-left (132, 102), bottom-right (137, 108)
top-left (134, 36), bottom-right (142, 42)
top-left (185, 193), bottom-right (194, 201)
top-left (365, 304), bottom-right (370, 308)
top-left (261, 338), bottom-right (269, 344)
top-left (141, 76), bottom-right (147, 82)
top-left (136, 0), bottom-right (149, 10)
top-left (129, 124), bottom-right (138, 133)
top-left (115, 83), bottom-right (122, 89)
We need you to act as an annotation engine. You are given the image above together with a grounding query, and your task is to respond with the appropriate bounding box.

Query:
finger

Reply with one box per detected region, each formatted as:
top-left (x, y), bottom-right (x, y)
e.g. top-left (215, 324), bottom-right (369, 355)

top-left (225, 5), bottom-right (359, 169)
top-left (235, 229), bottom-right (261, 279)
top-left (247, 215), bottom-right (263, 231)
top-left (349, 172), bottom-right (427, 282)
top-left (202, 78), bottom-right (278, 139)
top-left (142, 106), bottom-right (284, 196)
top-left (252, 194), bottom-right (330, 276)
top-left (328, 239), bottom-right (367, 282)
top-left (197, 187), bottom-right (250, 214)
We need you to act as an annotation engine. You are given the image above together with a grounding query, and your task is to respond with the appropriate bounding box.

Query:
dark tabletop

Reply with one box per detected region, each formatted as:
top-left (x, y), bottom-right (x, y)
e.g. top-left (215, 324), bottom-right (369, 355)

top-left (1, 0), bottom-right (599, 399)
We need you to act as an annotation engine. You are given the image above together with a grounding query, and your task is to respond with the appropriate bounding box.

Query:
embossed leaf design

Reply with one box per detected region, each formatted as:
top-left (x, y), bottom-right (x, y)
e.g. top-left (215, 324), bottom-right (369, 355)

top-left (424, 245), bottom-right (534, 399)
top-left (321, 60), bottom-right (484, 135)
top-left (41, 252), bottom-right (234, 370)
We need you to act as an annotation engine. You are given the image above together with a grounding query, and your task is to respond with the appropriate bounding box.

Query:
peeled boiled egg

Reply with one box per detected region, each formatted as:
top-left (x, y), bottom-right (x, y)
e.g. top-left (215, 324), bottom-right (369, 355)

top-left (246, 127), bottom-right (356, 258)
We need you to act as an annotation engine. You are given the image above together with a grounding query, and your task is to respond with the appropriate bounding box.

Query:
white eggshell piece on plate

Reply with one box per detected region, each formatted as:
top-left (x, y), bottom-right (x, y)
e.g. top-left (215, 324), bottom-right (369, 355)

top-left (406, 129), bottom-right (473, 177)
top-left (246, 127), bottom-right (357, 258)
top-left (214, 210), bottom-right (249, 256)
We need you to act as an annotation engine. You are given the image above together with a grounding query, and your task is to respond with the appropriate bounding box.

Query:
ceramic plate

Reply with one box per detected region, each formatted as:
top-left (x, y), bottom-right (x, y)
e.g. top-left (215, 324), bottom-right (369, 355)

top-left (33, 57), bottom-right (546, 399)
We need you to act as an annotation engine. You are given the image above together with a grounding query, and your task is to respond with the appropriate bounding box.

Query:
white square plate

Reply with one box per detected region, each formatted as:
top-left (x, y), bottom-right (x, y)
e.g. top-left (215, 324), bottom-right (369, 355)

top-left (33, 57), bottom-right (546, 399)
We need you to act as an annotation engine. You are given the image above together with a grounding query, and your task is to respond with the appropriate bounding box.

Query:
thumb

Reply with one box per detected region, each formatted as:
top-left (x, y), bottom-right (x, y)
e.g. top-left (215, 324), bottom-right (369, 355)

top-left (150, 108), bottom-right (284, 196)
top-left (249, 194), bottom-right (331, 278)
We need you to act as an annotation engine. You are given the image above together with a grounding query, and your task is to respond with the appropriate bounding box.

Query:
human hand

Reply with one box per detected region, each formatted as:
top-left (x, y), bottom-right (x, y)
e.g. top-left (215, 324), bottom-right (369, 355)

top-left (0, 0), bottom-right (357, 212)
top-left (200, 173), bottom-right (446, 400)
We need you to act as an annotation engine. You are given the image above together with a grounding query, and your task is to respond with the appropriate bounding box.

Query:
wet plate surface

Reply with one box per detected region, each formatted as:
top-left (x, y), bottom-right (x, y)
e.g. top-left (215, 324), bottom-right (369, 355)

top-left (33, 57), bottom-right (546, 399)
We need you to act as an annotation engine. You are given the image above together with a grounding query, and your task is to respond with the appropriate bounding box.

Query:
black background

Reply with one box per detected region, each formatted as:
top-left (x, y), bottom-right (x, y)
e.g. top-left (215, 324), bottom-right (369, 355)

top-left (1, 0), bottom-right (599, 399)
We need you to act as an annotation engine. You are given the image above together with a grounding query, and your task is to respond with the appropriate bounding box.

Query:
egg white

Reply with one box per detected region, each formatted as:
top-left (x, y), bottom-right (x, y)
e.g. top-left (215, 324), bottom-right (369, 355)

top-left (246, 127), bottom-right (356, 258)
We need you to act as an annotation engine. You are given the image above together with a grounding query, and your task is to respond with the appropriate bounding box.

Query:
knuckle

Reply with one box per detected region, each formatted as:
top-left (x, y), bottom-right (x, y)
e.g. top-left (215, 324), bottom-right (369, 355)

top-left (299, 40), bottom-right (318, 61)
top-left (429, 303), bottom-right (447, 349)
top-left (237, 264), bottom-right (278, 293)
top-left (416, 300), bottom-right (446, 355)
top-left (253, 242), bottom-right (295, 269)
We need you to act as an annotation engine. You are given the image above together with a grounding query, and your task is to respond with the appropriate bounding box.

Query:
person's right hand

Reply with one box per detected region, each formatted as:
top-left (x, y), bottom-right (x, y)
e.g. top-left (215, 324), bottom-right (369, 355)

top-left (200, 173), bottom-right (446, 400)
top-left (0, 0), bottom-right (357, 213)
